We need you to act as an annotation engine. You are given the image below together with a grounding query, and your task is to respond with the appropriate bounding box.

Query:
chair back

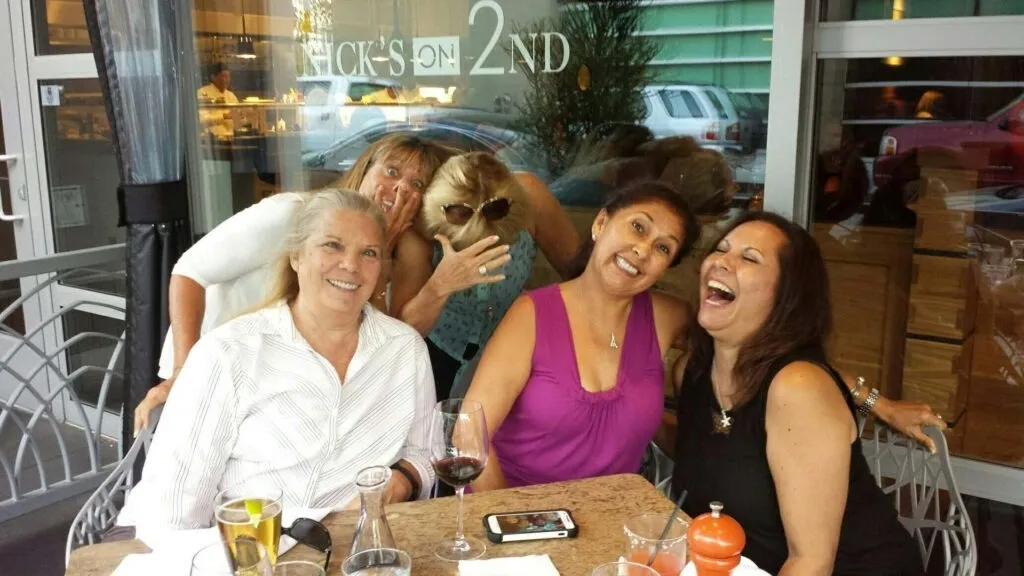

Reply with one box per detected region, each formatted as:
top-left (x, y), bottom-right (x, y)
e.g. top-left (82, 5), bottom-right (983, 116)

top-left (64, 405), bottom-right (162, 566)
top-left (640, 441), bottom-right (674, 498)
top-left (862, 422), bottom-right (977, 576)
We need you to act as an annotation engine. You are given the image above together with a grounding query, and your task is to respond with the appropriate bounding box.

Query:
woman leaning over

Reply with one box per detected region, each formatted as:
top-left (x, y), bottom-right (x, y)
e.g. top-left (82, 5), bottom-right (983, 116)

top-left (117, 189), bottom-right (435, 534)
top-left (134, 134), bottom-right (453, 433)
top-left (672, 211), bottom-right (922, 575)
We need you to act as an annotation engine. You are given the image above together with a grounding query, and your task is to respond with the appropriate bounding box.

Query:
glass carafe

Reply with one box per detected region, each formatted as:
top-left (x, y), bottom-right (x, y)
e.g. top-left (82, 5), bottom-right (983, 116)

top-left (349, 466), bottom-right (397, 556)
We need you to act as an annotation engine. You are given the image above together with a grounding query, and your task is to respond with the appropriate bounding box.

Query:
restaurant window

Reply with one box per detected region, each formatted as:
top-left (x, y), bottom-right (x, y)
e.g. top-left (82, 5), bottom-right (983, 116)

top-left (821, 0), bottom-right (1024, 21)
top-left (808, 55), bottom-right (1024, 469)
top-left (184, 0), bottom-right (776, 327)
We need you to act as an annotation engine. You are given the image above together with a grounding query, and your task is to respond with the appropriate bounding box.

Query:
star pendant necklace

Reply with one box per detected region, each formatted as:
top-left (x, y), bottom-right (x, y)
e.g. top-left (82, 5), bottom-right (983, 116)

top-left (711, 373), bottom-right (733, 435)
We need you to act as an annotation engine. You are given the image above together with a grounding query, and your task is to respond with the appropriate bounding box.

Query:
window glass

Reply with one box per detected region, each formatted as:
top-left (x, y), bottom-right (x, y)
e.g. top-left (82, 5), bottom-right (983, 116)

top-left (809, 55), bottom-right (1024, 468)
top-left (821, 0), bottom-right (1024, 21)
top-left (30, 0), bottom-right (92, 55)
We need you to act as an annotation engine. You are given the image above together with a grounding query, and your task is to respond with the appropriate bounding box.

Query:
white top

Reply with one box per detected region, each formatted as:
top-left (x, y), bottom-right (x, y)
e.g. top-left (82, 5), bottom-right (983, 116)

top-left (157, 192), bottom-right (306, 379)
top-left (120, 301), bottom-right (436, 531)
top-left (196, 84), bottom-right (239, 103)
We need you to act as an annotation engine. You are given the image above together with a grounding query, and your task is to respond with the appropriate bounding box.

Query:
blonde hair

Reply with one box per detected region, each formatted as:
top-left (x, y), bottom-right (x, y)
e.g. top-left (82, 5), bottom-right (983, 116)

top-left (332, 133), bottom-right (456, 190)
top-left (416, 152), bottom-right (532, 250)
top-left (249, 189), bottom-right (385, 314)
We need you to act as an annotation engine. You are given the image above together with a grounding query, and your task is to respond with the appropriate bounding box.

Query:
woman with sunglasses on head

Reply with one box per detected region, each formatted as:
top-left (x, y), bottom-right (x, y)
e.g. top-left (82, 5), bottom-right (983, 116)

top-left (390, 151), bottom-right (580, 401)
top-left (117, 189), bottom-right (435, 536)
top-left (132, 134), bottom-right (454, 435)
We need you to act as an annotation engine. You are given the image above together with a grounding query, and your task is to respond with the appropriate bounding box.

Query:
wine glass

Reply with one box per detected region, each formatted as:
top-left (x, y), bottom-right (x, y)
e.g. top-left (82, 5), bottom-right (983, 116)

top-left (429, 398), bottom-right (489, 561)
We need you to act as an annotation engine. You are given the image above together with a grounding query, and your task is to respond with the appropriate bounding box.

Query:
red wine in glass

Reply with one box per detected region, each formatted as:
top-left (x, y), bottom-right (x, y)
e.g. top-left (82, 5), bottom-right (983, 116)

top-left (430, 398), bottom-right (489, 562)
top-left (432, 456), bottom-right (485, 488)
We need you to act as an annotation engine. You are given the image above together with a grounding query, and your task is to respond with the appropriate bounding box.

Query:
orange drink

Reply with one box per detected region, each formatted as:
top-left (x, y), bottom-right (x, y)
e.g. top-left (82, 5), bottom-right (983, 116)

top-left (623, 513), bottom-right (688, 576)
top-left (626, 550), bottom-right (685, 576)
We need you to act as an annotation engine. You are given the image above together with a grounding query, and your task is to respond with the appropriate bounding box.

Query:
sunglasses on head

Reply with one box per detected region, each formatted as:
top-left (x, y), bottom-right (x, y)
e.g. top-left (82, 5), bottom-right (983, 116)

top-left (283, 517), bottom-right (333, 569)
top-left (440, 197), bottom-right (512, 226)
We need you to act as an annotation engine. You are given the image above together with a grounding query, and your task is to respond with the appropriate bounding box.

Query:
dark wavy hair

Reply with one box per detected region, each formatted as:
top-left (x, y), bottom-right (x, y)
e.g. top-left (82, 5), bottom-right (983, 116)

top-left (568, 180), bottom-right (701, 279)
top-left (684, 211), bottom-right (832, 407)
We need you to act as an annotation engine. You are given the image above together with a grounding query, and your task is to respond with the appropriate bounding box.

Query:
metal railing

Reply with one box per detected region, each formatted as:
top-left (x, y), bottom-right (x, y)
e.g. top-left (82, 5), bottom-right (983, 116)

top-left (0, 245), bottom-right (126, 522)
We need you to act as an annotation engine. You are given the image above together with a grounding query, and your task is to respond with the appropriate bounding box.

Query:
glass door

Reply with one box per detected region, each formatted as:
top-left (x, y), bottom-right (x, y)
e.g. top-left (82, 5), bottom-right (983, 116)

top-left (1, 0), bottom-right (128, 438)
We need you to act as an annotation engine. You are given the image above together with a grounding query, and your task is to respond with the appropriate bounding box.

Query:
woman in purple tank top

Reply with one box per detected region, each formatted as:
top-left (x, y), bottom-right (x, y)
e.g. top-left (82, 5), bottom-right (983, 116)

top-left (462, 181), bottom-right (702, 490)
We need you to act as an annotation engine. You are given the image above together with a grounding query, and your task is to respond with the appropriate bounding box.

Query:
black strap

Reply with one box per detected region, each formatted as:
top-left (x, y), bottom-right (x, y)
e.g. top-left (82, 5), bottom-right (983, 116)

top-left (390, 462), bottom-right (421, 501)
top-left (117, 179), bottom-right (189, 225)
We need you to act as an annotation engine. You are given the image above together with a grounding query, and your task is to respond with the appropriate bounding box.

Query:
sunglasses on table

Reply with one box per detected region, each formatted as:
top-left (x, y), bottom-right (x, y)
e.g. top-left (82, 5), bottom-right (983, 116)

top-left (440, 197), bottom-right (512, 226)
top-left (283, 517), bottom-right (333, 569)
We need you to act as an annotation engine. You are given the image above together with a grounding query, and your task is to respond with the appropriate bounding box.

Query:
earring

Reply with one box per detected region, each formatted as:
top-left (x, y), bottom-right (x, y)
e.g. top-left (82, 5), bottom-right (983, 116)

top-left (591, 232), bottom-right (597, 241)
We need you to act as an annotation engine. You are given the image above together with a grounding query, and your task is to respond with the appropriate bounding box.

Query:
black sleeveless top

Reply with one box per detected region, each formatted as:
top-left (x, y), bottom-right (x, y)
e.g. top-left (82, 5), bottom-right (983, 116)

top-left (671, 348), bottom-right (923, 575)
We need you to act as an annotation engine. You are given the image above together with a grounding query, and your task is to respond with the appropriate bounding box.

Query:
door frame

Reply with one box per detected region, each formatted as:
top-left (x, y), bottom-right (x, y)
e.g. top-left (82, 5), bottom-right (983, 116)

top-left (1, 0), bottom-right (125, 437)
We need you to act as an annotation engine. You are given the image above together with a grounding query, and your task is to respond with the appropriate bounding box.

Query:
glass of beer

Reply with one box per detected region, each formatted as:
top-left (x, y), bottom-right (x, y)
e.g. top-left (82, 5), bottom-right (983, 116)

top-left (216, 481), bottom-right (284, 566)
top-left (191, 540), bottom-right (272, 575)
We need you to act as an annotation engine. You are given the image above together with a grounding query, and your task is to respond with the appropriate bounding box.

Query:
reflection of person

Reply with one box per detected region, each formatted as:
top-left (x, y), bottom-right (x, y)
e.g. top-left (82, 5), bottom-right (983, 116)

top-left (118, 190), bottom-right (435, 533)
top-left (197, 63), bottom-right (239, 136)
top-left (671, 212), bottom-right (925, 574)
top-left (392, 152), bottom-right (580, 400)
top-left (133, 135), bottom-right (453, 434)
top-left (466, 182), bottom-right (701, 491)
top-left (551, 135), bottom-right (733, 214)
top-left (915, 90), bottom-right (947, 119)
top-left (197, 62), bottom-right (238, 103)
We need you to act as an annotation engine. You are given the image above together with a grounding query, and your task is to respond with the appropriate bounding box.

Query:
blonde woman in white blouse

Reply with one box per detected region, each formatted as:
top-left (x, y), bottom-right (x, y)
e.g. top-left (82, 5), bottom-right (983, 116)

top-left (117, 189), bottom-right (435, 531)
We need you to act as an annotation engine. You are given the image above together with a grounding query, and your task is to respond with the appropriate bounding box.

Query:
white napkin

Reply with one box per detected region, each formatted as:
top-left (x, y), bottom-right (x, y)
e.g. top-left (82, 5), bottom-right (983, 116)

top-left (681, 556), bottom-right (770, 575)
top-left (458, 554), bottom-right (561, 576)
top-left (114, 507), bottom-right (332, 576)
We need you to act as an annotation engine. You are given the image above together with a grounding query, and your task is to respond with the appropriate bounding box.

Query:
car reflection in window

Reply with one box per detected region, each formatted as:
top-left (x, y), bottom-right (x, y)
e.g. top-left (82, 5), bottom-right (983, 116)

top-left (301, 120), bottom-right (537, 177)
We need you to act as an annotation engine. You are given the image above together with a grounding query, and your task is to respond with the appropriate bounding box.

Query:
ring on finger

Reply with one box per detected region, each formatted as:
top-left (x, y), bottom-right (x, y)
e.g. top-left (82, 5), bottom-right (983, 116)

top-left (479, 265), bottom-right (488, 276)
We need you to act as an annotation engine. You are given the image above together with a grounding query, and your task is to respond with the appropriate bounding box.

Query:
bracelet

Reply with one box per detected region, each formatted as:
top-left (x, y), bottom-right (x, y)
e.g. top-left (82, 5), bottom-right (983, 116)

top-left (850, 376), bottom-right (867, 404)
top-left (857, 387), bottom-right (880, 417)
top-left (390, 463), bottom-right (421, 501)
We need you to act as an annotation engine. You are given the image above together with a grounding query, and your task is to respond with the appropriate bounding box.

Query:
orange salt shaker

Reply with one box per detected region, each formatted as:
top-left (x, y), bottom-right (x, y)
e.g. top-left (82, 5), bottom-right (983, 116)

top-left (686, 501), bottom-right (745, 576)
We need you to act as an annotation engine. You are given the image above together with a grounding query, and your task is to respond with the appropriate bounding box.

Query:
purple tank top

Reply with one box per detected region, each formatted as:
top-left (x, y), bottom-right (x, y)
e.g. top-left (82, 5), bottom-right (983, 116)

top-left (492, 284), bottom-right (665, 488)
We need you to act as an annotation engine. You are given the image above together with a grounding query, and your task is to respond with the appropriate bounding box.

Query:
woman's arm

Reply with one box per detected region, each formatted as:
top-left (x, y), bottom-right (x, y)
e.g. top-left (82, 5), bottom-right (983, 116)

top-left (133, 274), bottom-right (208, 435)
top-left (651, 292), bottom-right (692, 354)
top-left (166, 194), bottom-right (301, 365)
top-left (766, 362), bottom-right (856, 575)
top-left (135, 338), bottom-right (240, 530)
top-left (517, 172), bottom-right (580, 279)
top-left (836, 370), bottom-right (946, 451)
top-left (389, 336), bottom-right (439, 502)
top-left (463, 295), bottom-right (537, 492)
top-left (392, 232), bottom-right (510, 336)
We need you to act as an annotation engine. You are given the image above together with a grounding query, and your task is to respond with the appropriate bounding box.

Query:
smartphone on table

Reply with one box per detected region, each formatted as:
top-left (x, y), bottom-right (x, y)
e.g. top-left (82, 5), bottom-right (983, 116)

top-left (483, 509), bottom-right (579, 543)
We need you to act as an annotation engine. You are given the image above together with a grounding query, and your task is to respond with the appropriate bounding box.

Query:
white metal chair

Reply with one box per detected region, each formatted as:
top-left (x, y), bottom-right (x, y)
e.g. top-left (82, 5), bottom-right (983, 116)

top-left (641, 441), bottom-right (674, 498)
top-left (862, 421), bottom-right (977, 576)
top-left (64, 405), bottom-right (162, 566)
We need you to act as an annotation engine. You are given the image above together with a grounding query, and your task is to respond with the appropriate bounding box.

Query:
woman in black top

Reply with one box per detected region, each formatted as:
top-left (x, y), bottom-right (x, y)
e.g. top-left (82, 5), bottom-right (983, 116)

top-left (671, 212), bottom-right (923, 575)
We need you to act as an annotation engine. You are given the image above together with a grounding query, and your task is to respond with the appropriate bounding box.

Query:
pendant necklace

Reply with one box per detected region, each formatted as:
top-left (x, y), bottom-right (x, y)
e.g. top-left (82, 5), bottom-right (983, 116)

top-left (609, 332), bottom-right (619, 349)
top-left (711, 374), bottom-right (732, 435)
